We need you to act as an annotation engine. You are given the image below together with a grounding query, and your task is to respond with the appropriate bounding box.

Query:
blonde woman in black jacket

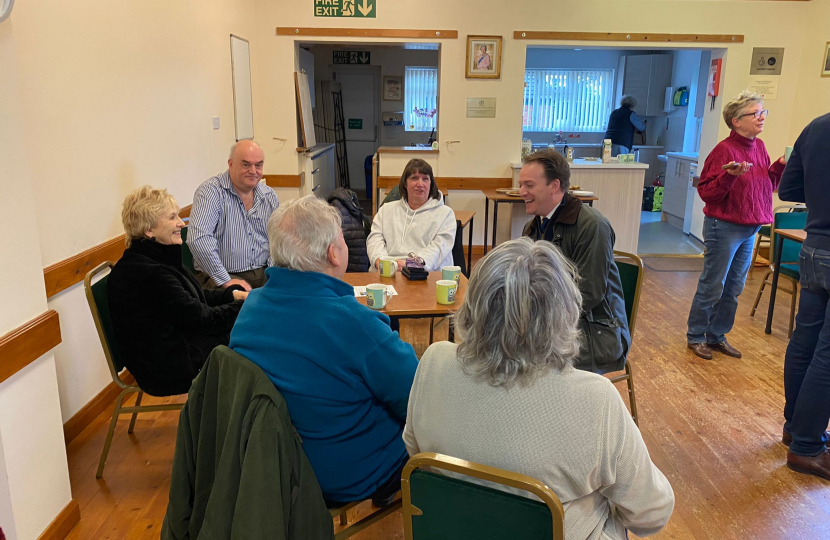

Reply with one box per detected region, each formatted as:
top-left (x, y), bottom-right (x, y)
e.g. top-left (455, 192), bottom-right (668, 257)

top-left (107, 186), bottom-right (247, 396)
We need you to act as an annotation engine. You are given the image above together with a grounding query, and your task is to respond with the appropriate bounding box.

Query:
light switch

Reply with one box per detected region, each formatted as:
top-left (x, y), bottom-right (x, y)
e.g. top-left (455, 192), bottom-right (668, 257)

top-left (212, 116), bottom-right (220, 130)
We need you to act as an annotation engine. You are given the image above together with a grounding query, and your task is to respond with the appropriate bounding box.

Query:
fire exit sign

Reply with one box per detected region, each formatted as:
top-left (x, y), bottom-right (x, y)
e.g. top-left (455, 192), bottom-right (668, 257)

top-left (348, 119), bottom-right (363, 129)
top-left (314, 0), bottom-right (376, 18)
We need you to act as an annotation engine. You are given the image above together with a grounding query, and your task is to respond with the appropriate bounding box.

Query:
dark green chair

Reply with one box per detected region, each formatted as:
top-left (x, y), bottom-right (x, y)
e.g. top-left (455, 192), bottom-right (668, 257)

top-left (402, 453), bottom-right (565, 540)
top-left (180, 225), bottom-right (196, 275)
top-left (750, 204), bottom-right (805, 268)
top-left (608, 251), bottom-right (644, 426)
top-left (84, 262), bottom-right (184, 478)
top-left (750, 210), bottom-right (808, 337)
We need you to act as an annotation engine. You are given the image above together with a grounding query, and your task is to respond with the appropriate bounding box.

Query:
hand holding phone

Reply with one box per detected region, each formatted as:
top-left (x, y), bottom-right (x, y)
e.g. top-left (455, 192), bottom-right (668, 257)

top-left (721, 161), bottom-right (752, 176)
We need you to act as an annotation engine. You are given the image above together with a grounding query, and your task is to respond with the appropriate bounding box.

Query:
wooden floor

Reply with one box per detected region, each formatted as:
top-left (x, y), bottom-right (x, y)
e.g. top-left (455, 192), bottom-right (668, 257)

top-left (64, 264), bottom-right (830, 540)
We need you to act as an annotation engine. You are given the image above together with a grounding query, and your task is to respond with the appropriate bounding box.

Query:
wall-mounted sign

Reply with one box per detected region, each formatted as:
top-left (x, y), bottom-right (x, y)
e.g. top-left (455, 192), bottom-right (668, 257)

top-left (333, 50), bottom-right (371, 64)
top-left (747, 76), bottom-right (779, 100)
top-left (314, 0), bottom-right (376, 18)
top-left (348, 118), bottom-right (363, 129)
top-left (466, 98), bottom-right (497, 118)
top-left (750, 47), bottom-right (784, 76)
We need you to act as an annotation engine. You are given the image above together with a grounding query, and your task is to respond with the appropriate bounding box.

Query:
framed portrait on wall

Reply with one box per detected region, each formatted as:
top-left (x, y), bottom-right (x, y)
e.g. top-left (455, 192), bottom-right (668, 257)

top-left (822, 42), bottom-right (830, 77)
top-left (466, 35), bottom-right (502, 79)
top-left (383, 75), bottom-right (403, 101)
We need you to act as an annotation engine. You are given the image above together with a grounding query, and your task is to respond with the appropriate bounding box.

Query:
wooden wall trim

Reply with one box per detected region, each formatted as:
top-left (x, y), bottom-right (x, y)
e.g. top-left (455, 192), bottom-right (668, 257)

top-left (378, 176), bottom-right (512, 190)
top-left (277, 27), bottom-right (458, 39)
top-left (514, 31), bottom-right (745, 43)
top-left (264, 174), bottom-right (302, 188)
top-left (43, 204), bottom-right (192, 298)
top-left (36, 499), bottom-right (80, 540)
top-left (0, 310), bottom-right (62, 385)
top-left (63, 372), bottom-right (135, 444)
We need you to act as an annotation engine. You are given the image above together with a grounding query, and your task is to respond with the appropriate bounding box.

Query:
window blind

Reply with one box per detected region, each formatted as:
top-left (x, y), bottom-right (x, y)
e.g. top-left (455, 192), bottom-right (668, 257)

top-left (523, 69), bottom-right (614, 132)
top-left (405, 67), bottom-right (438, 132)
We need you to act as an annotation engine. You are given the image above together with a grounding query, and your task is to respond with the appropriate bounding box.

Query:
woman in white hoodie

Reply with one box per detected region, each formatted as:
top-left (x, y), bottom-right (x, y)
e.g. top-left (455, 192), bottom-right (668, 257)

top-left (367, 159), bottom-right (456, 272)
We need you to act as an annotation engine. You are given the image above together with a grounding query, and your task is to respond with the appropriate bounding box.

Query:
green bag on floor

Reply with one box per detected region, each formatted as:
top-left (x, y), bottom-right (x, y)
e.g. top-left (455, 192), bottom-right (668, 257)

top-left (652, 186), bottom-right (664, 212)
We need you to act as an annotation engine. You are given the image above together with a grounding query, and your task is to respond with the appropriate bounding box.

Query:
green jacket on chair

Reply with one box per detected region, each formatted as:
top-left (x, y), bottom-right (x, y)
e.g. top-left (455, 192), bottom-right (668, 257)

top-left (161, 345), bottom-right (333, 540)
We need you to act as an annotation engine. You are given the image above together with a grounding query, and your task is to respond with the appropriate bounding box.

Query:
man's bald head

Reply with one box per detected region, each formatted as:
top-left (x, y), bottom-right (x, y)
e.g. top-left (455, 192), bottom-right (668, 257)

top-left (228, 140), bottom-right (264, 194)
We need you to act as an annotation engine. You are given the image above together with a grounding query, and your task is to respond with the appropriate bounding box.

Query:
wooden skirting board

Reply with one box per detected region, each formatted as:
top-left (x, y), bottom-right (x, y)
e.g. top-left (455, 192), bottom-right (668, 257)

top-left (377, 176), bottom-right (512, 191)
top-left (36, 499), bottom-right (80, 540)
top-left (63, 372), bottom-right (135, 444)
top-left (43, 205), bottom-right (191, 299)
top-left (513, 31), bottom-right (745, 43)
top-left (0, 310), bottom-right (62, 385)
top-left (277, 27), bottom-right (457, 39)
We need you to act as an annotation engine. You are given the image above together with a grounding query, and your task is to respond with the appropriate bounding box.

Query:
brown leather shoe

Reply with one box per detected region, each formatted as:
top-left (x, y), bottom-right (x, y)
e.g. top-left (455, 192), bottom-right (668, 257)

top-left (787, 448), bottom-right (830, 481)
top-left (782, 430), bottom-right (830, 448)
top-left (687, 342), bottom-right (713, 360)
top-left (707, 340), bottom-right (742, 358)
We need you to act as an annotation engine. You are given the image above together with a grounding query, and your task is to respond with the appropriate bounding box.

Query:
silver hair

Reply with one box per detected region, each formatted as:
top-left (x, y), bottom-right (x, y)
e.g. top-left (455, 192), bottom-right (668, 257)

top-left (620, 95), bottom-right (637, 109)
top-left (722, 90), bottom-right (763, 130)
top-left (454, 237), bottom-right (583, 387)
top-left (267, 195), bottom-right (342, 272)
top-left (229, 140), bottom-right (262, 160)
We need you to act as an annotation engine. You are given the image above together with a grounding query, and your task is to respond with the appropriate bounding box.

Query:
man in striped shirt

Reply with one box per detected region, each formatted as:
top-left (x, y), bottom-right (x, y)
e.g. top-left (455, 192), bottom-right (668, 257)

top-left (188, 140), bottom-right (279, 290)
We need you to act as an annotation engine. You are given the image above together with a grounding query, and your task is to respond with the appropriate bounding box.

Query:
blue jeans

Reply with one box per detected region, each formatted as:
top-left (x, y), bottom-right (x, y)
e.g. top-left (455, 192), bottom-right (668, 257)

top-left (687, 217), bottom-right (760, 344)
top-left (783, 245), bottom-right (830, 456)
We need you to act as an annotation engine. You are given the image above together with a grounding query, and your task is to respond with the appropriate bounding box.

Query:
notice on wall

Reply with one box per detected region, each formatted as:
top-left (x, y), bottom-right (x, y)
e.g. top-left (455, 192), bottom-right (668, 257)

top-left (748, 76), bottom-right (779, 100)
top-left (466, 98), bottom-right (497, 118)
top-left (750, 47), bottom-right (784, 75)
top-left (314, 0), bottom-right (376, 18)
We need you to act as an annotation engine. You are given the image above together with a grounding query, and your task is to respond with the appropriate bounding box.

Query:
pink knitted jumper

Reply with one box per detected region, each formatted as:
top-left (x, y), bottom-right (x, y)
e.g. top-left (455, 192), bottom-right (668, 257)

top-left (697, 130), bottom-right (785, 226)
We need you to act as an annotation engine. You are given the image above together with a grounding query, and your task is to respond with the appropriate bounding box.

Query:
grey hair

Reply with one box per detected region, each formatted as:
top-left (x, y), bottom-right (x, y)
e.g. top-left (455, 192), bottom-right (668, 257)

top-left (454, 237), bottom-right (583, 387)
top-left (620, 95), bottom-right (637, 109)
top-left (229, 140), bottom-right (262, 160)
top-left (722, 90), bottom-right (763, 130)
top-left (267, 195), bottom-right (342, 272)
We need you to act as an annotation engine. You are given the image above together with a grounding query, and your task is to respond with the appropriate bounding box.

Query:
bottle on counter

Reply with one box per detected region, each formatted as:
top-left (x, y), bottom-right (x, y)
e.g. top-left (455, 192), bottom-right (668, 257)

top-left (521, 138), bottom-right (533, 159)
top-left (602, 139), bottom-right (612, 163)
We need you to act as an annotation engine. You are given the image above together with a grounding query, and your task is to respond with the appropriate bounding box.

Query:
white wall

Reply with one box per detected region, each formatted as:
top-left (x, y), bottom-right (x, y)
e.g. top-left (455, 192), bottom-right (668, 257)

top-left (1, 10), bottom-right (72, 538)
top-left (787, 0), bottom-right (830, 142)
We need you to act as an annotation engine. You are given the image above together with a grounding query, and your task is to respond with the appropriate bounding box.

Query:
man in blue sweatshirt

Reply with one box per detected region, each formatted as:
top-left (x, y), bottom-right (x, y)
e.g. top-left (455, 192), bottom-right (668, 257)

top-left (230, 195), bottom-right (418, 504)
top-left (778, 112), bottom-right (830, 481)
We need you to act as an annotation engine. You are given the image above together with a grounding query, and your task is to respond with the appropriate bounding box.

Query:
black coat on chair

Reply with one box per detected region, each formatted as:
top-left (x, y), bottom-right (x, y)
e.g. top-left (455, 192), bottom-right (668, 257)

top-left (327, 188), bottom-right (370, 272)
top-left (106, 239), bottom-right (243, 396)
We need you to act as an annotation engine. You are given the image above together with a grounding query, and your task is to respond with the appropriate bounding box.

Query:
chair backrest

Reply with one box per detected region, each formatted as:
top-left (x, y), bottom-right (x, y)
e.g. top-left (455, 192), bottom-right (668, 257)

top-left (771, 211), bottom-right (808, 265)
top-left (84, 262), bottom-right (132, 388)
top-left (402, 453), bottom-right (564, 540)
top-left (451, 220), bottom-right (468, 277)
top-left (180, 225), bottom-right (196, 275)
top-left (613, 251), bottom-right (644, 335)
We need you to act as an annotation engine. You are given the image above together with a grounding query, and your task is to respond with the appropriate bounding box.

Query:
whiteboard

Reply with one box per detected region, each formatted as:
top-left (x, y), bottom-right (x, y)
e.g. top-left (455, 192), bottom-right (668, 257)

top-left (230, 35), bottom-right (254, 141)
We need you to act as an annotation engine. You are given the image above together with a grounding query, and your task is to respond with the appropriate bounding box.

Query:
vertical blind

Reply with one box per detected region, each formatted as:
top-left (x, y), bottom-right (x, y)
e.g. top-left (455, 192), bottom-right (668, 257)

top-left (405, 67), bottom-right (438, 132)
top-left (523, 69), bottom-right (614, 132)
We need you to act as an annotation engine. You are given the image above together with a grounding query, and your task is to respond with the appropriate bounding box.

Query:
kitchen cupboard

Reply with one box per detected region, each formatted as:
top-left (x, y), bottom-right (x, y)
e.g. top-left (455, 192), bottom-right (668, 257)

top-left (622, 55), bottom-right (673, 117)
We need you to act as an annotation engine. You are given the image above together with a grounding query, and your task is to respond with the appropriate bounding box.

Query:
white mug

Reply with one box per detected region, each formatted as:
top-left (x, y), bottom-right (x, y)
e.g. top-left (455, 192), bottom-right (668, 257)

top-left (366, 283), bottom-right (392, 310)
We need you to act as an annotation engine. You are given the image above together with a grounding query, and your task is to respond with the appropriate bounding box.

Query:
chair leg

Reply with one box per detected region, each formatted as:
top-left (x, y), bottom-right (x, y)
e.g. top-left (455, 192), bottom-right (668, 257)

top-left (97, 391), bottom-right (129, 478)
top-left (750, 270), bottom-right (771, 317)
top-left (625, 363), bottom-right (639, 427)
top-left (788, 282), bottom-right (799, 338)
top-left (128, 391), bottom-right (143, 434)
top-left (751, 233), bottom-right (762, 268)
top-left (339, 512), bottom-right (348, 526)
top-left (428, 317), bottom-right (435, 345)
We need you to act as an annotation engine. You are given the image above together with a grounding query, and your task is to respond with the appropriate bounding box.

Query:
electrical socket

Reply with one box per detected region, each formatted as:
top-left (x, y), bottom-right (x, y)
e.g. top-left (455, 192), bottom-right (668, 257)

top-left (212, 116), bottom-right (220, 130)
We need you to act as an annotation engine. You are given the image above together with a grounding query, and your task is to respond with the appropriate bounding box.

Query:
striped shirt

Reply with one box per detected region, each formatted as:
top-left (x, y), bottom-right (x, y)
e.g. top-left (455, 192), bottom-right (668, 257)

top-left (187, 170), bottom-right (279, 286)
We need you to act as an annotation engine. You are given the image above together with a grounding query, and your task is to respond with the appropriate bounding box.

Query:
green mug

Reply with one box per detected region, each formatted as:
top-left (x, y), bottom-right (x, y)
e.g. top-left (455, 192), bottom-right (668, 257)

top-left (785, 146), bottom-right (794, 163)
top-left (379, 257), bottom-right (398, 278)
top-left (436, 279), bottom-right (458, 305)
top-left (442, 265), bottom-right (461, 284)
top-left (366, 284), bottom-right (392, 310)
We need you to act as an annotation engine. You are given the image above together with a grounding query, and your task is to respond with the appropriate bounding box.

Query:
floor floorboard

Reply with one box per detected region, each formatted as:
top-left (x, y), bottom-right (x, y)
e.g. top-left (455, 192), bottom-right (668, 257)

top-left (63, 264), bottom-right (830, 539)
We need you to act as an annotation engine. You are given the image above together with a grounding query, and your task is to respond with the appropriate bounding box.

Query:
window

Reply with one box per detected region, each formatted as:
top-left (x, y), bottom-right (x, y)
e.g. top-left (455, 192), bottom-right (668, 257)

top-left (405, 67), bottom-right (438, 132)
top-left (523, 69), bottom-right (614, 132)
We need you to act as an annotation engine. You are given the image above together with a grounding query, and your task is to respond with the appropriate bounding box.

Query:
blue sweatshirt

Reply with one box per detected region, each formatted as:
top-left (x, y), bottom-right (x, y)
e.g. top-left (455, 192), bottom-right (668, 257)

top-left (779, 112), bottom-right (830, 251)
top-left (229, 266), bottom-right (418, 502)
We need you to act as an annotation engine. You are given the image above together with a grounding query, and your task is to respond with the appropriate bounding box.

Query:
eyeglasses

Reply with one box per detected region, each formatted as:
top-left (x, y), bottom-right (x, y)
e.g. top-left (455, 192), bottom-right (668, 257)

top-left (738, 109), bottom-right (769, 120)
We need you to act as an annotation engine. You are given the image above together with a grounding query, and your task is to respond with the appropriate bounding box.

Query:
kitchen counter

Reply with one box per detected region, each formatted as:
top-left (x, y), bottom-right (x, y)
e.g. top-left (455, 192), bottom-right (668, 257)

top-left (664, 152), bottom-right (699, 160)
top-left (532, 143), bottom-right (664, 150)
top-left (376, 146), bottom-right (438, 154)
top-left (512, 159), bottom-right (649, 170)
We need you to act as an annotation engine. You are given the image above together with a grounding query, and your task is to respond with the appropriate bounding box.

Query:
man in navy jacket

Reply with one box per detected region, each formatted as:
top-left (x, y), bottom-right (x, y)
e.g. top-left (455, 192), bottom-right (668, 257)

top-left (778, 112), bottom-right (830, 481)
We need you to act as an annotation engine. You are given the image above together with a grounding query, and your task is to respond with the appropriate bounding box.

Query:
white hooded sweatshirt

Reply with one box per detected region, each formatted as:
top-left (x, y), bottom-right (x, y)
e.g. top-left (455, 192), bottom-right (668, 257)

top-left (366, 195), bottom-right (457, 272)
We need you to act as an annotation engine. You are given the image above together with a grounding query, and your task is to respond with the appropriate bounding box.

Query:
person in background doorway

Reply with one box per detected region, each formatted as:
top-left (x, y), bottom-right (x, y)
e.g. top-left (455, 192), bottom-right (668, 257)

top-left (188, 140), bottom-right (279, 290)
top-left (778, 112), bottom-right (830, 481)
top-left (686, 91), bottom-right (785, 360)
top-left (605, 95), bottom-right (646, 157)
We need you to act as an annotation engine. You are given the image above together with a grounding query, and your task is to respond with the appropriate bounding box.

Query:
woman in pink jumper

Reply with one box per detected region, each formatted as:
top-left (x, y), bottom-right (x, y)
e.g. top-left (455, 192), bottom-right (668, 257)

top-left (687, 91), bottom-right (786, 360)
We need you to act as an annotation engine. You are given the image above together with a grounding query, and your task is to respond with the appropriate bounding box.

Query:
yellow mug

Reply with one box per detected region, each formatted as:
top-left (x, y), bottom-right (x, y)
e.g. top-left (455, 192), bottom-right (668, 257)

top-left (379, 257), bottom-right (398, 278)
top-left (436, 280), bottom-right (458, 305)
